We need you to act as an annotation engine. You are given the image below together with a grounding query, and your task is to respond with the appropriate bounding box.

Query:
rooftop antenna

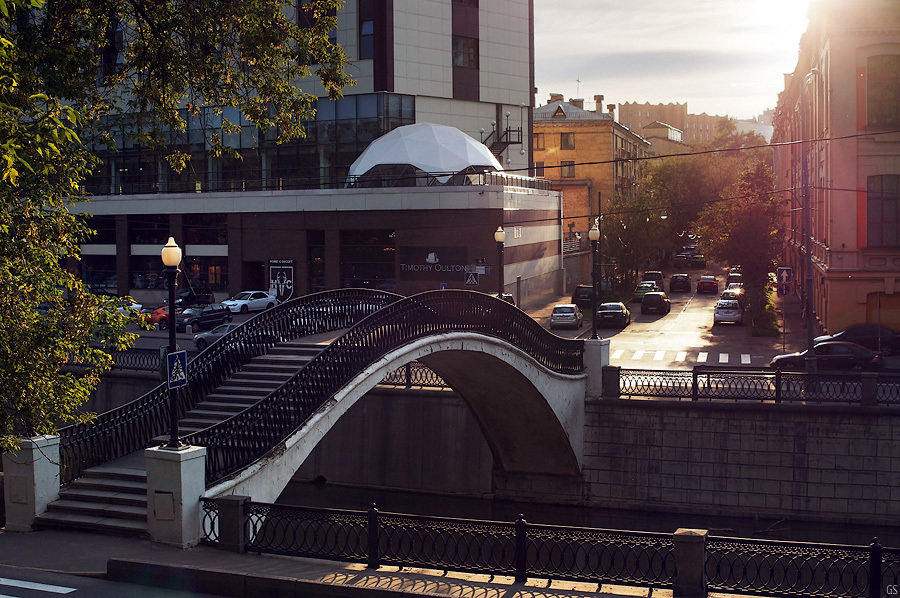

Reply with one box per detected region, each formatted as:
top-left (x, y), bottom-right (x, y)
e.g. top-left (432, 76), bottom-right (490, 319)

top-left (576, 76), bottom-right (581, 97)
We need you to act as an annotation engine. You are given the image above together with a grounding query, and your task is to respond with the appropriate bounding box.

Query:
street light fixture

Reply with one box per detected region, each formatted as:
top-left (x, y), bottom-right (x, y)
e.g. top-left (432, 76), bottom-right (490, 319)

top-left (494, 226), bottom-right (505, 298)
top-left (161, 236), bottom-right (184, 449)
top-left (589, 220), bottom-right (601, 339)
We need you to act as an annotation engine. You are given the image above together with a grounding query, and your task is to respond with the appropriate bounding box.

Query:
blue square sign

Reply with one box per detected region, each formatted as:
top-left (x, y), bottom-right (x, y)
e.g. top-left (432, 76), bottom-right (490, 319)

top-left (167, 350), bottom-right (188, 389)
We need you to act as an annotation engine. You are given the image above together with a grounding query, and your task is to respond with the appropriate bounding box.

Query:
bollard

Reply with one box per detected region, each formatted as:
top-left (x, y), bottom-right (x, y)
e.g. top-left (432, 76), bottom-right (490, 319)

top-left (601, 365), bottom-right (620, 398)
top-left (869, 537), bottom-right (883, 598)
top-left (514, 514), bottom-right (528, 583)
top-left (367, 503), bottom-right (380, 569)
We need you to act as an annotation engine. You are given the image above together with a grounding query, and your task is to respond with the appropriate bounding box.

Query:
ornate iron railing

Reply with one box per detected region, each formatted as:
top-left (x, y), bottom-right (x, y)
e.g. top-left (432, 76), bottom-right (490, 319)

top-left (184, 290), bottom-right (583, 486)
top-left (57, 289), bottom-right (403, 484)
top-left (201, 498), bottom-right (673, 588)
top-left (617, 366), bottom-right (900, 405)
top-left (109, 348), bottom-right (198, 371)
top-left (705, 536), bottom-right (875, 597)
top-left (379, 361), bottom-right (447, 388)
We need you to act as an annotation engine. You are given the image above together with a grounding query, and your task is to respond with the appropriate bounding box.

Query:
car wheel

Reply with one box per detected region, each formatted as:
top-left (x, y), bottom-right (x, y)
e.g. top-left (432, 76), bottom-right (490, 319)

top-left (159, 318), bottom-right (168, 330)
top-left (266, 302), bottom-right (274, 309)
top-left (240, 305), bottom-right (248, 314)
top-left (196, 339), bottom-right (207, 350)
top-left (226, 313), bottom-right (233, 323)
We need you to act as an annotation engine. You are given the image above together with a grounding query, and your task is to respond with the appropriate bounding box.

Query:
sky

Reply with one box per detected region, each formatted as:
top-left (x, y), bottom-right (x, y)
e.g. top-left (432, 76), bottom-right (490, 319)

top-left (533, 0), bottom-right (813, 120)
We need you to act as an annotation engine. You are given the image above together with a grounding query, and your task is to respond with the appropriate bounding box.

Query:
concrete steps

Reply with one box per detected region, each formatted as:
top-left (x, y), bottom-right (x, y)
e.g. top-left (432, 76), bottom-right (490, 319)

top-left (35, 339), bottom-right (331, 537)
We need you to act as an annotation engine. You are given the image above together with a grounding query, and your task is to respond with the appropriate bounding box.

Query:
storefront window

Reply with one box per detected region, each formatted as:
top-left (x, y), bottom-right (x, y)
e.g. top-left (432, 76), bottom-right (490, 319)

top-left (340, 229), bottom-right (395, 290)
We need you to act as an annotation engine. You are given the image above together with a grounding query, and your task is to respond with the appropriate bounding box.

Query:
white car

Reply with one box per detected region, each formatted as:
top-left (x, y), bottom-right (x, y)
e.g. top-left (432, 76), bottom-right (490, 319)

top-left (221, 290), bottom-right (278, 314)
top-left (713, 299), bottom-right (743, 325)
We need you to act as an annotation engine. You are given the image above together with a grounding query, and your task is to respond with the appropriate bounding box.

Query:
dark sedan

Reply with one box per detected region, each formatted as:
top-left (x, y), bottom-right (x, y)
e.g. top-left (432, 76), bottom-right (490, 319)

top-left (669, 273), bottom-right (691, 293)
top-left (176, 303), bottom-right (233, 332)
top-left (814, 324), bottom-right (900, 356)
top-left (595, 302), bottom-right (631, 327)
top-left (769, 341), bottom-right (884, 371)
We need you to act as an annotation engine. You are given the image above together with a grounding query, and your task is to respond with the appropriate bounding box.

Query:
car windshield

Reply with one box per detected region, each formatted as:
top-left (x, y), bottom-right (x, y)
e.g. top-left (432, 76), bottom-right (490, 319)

top-left (717, 301), bottom-right (739, 309)
top-left (599, 303), bottom-right (621, 311)
top-left (637, 282), bottom-right (655, 289)
top-left (182, 308), bottom-right (202, 316)
top-left (232, 292), bottom-right (253, 300)
top-left (553, 306), bottom-right (574, 314)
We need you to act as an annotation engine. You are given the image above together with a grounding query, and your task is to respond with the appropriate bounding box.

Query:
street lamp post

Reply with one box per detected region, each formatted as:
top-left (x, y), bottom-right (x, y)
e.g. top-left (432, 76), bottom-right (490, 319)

top-left (494, 226), bottom-right (505, 298)
top-left (589, 220), bottom-right (600, 339)
top-left (161, 236), bottom-right (183, 449)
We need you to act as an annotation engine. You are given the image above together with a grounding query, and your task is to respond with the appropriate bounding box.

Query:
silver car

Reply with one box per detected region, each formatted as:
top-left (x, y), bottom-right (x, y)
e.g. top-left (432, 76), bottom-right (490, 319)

top-left (194, 322), bottom-right (242, 350)
top-left (713, 299), bottom-right (743, 325)
top-left (549, 304), bottom-right (584, 330)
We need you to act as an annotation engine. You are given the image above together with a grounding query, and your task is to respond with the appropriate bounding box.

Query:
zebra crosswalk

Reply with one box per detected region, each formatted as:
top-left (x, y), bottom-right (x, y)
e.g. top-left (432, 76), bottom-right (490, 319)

top-left (610, 348), bottom-right (761, 367)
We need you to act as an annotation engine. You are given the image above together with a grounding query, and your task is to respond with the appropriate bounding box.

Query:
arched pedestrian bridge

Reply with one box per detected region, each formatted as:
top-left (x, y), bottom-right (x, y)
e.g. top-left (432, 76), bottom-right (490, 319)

top-left (57, 289), bottom-right (588, 509)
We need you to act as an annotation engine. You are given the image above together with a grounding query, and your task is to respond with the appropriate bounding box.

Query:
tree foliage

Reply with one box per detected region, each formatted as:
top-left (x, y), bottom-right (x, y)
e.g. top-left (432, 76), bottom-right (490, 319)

top-left (0, 0), bottom-right (350, 450)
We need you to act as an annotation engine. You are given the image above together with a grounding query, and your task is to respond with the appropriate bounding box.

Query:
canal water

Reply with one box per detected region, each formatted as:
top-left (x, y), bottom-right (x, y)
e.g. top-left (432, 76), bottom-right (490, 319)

top-left (280, 480), bottom-right (899, 549)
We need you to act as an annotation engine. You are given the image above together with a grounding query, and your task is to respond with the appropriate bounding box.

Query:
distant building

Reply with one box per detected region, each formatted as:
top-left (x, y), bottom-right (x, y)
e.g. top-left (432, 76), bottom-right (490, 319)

top-left (532, 94), bottom-right (651, 244)
top-left (772, 0), bottom-right (900, 332)
top-left (72, 0), bottom-right (565, 308)
top-left (640, 121), bottom-right (690, 156)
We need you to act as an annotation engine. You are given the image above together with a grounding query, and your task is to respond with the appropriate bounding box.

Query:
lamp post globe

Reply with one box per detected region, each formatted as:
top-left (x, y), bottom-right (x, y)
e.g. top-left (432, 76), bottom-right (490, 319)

top-left (161, 237), bottom-right (183, 449)
top-left (494, 227), bottom-right (505, 299)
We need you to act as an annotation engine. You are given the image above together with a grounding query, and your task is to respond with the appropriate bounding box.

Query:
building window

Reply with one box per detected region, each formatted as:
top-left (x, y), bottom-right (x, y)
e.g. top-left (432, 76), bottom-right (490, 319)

top-left (868, 175), bottom-right (900, 247)
top-left (560, 161), bottom-right (575, 178)
top-left (868, 55), bottom-right (900, 127)
top-left (534, 161), bottom-right (544, 177)
top-left (452, 36), bottom-right (478, 69)
top-left (533, 133), bottom-right (544, 150)
top-left (560, 132), bottom-right (575, 150)
top-left (359, 19), bottom-right (374, 60)
top-left (341, 229), bottom-right (396, 290)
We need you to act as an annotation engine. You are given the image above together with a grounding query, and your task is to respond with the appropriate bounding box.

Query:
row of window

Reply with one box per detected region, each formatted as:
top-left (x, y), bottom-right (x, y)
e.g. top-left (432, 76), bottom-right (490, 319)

top-left (532, 133), bottom-right (574, 151)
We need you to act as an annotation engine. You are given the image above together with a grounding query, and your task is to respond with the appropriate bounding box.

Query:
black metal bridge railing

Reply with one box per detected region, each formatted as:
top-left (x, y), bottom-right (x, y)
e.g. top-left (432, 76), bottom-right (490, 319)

top-left (184, 290), bottom-right (583, 486)
top-left (57, 288), bottom-right (405, 484)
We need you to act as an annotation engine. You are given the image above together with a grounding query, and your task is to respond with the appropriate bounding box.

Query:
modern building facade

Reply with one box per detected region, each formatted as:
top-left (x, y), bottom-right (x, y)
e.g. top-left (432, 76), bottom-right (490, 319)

top-left (532, 94), bottom-right (651, 240)
top-left (73, 1), bottom-right (565, 308)
top-left (772, 0), bottom-right (900, 332)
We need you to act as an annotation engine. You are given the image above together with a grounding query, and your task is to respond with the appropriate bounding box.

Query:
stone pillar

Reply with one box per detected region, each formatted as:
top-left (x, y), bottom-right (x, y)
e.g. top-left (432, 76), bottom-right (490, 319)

top-left (674, 528), bottom-right (708, 598)
top-left (584, 338), bottom-right (610, 398)
top-left (2, 435), bottom-right (60, 532)
top-left (145, 445), bottom-right (207, 548)
top-left (217, 495), bottom-right (251, 553)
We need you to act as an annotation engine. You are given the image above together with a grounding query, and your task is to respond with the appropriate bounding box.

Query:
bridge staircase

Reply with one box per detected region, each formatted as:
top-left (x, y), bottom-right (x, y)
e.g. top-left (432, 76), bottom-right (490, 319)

top-left (34, 340), bottom-right (329, 536)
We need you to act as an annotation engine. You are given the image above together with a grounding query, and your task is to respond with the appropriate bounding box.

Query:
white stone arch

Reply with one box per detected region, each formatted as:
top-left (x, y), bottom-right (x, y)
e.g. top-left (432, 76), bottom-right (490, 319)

top-left (206, 332), bottom-right (587, 502)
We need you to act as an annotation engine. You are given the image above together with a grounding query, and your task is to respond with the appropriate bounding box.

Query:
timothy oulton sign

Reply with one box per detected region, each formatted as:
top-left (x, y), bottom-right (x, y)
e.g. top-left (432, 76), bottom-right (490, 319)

top-left (398, 247), bottom-right (469, 280)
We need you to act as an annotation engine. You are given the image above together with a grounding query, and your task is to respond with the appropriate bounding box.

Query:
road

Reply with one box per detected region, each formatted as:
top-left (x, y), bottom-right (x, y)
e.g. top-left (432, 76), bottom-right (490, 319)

top-left (0, 565), bottom-right (222, 598)
top-left (548, 277), bottom-right (788, 371)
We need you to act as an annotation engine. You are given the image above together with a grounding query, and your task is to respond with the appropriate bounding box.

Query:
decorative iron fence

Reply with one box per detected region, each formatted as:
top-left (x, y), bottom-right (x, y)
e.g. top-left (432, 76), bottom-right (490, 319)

top-left (379, 361), bottom-right (446, 388)
top-left (616, 366), bottom-right (900, 406)
top-left (184, 290), bottom-right (583, 486)
top-left (200, 497), bottom-right (894, 596)
top-left (109, 348), bottom-right (198, 371)
top-left (706, 536), bottom-right (895, 598)
top-left (200, 499), bottom-right (675, 589)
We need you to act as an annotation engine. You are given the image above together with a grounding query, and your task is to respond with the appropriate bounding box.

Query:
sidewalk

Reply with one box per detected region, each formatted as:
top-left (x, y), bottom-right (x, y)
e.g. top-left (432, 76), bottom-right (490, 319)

top-left (0, 528), bottom-right (766, 598)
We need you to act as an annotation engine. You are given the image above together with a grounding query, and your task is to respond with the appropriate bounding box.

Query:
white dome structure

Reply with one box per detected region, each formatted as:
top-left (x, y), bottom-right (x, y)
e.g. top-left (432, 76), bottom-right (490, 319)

top-left (347, 122), bottom-right (503, 187)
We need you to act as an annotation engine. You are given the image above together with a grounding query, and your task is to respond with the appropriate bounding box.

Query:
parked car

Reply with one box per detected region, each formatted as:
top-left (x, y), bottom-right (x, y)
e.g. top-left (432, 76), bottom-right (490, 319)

top-left (549, 304), bottom-right (583, 330)
top-left (727, 272), bottom-right (743, 287)
top-left (114, 297), bottom-right (142, 315)
top-left (596, 302), bottom-right (631, 327)
top-left (194, 322), bottom-right (243, 350)
top-left (176, 303), bottom-right (233, 332)
top-left (689, 254), bottom-right (707, 268)
top-left (632, 281), bottom-right (659, 302)
top-left (571, 284), bottom-right (594, 310)
top-left (713, 299), bottom-right (743, 325)
top-left (221, 290), bottom-right (278, 314)
top-left (721, 286), bottom-right (746, 307)
top-left (174, 286), bottom-right (215, 307)
top-left (673, 252), bottom-right (692, 268)
top-left (641, 291), bottom-right (671, 315)
top-left (697, 275), bottom-right (718, 294)
top-left (142, 305), bottom-right (180, 330)
top-left (814, 324), bottom-right (900, 356)
top-left (641, 270), bottom-right (665, 288)
top-left (669, 273), bottom-right (691, 293)
top-left (769, 341), bottom-right (884, 371)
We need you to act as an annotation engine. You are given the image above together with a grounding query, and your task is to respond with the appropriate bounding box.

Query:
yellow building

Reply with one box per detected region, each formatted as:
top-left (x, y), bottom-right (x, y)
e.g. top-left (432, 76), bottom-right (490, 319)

top-left (773, 0), bottom-right (900, 333)
top-left (533, 94), bottom-right (650, 240)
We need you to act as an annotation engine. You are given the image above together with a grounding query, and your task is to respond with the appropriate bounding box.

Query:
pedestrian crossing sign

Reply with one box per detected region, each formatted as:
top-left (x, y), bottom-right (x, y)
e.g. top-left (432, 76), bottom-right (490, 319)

top-left (465, 272), bottom-right (479, 286)
top-left (167, 350), bottom-right (188, 389)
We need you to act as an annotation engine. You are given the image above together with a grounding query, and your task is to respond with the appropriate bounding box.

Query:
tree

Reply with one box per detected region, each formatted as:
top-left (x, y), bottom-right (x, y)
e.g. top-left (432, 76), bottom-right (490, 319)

top-left (695, 160), bottom-right (780, 324)
top-left (0, 0), bottom-right (350, 451)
